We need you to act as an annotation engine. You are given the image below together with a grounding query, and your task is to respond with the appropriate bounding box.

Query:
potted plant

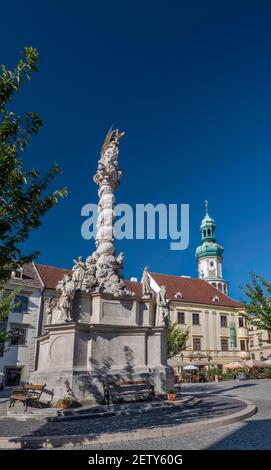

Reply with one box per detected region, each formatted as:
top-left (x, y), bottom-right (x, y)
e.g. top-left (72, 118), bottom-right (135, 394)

top-left (167, 388), bottom-right (176, 401)
top-left (56, 396), bottom-right (73, 410)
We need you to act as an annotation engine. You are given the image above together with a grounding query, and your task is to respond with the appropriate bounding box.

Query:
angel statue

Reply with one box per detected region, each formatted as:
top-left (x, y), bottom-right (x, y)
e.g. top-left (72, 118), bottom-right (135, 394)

top-left (45, 297), bottom-right (59, 325)
top-left (116, 251), bottom-right (125, 277)
top-left (82, 255), bottom-right (97, 292)
top-left (72, 256), bottom-right (85, 290)
top-left (56, 274), bottom-right (76, 322)
top-left (156, 285), bottom-right (170, 326)
top-left (142, 266), bottom-right (152, 298)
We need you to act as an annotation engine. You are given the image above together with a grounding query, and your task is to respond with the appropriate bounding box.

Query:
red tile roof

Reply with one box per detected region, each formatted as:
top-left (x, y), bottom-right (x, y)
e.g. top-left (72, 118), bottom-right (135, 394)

top-left (124, 280), bottom-right (143, 297)
top-left (149, 272), bottom-right (241, 308)
top-left (35, 264), bottom-right (72, 289)
top-left (34, 263), bottom-right (241, 308)
top-left (7, 263), bottom-right (42, 288)
top-left (35, 263), bottom-right (143, 296)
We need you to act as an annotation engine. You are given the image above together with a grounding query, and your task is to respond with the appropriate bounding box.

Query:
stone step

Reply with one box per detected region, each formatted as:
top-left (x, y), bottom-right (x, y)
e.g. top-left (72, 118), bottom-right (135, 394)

top-left (5, 396), bottom-right (198, 421)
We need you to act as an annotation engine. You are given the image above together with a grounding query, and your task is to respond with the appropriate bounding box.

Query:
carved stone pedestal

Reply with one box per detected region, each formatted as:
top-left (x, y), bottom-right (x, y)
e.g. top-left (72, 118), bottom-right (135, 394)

top-left (31, 293), bottom-right (174, 403)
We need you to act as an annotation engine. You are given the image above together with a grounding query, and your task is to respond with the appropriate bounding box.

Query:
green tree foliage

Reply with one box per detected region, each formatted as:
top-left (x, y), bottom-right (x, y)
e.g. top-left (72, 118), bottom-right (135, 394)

top-left (241, 272), bottom-right (271, 339)
top-left (0, 48), bottom-right (68, 342)
top-left (0, 289), bottom-right (18, 342)
top-left (0, 47), bottom-right (68, 282)
top-left (167, 321), bottom-right (189, 358)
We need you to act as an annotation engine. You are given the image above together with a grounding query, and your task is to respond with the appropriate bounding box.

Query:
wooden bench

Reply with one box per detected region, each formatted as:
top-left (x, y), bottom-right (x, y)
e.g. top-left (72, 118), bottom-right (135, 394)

top-left (103, 380), bottom-right (155, 407)
top-left (9, 383), bottom-right (46, 412)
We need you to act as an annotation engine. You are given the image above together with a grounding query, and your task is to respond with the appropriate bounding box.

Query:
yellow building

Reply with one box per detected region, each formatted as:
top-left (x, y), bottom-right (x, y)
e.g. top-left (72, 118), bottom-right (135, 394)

top-left (146, 202), bottom-right (249, 366)
top-left (248, 326), bottom-right (271, 360)
top-left (148, 271), bottom-right (249, 365)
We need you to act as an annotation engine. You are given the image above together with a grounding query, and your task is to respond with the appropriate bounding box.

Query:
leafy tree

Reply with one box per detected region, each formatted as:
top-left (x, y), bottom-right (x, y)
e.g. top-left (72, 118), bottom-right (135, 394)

top-left (167, 321), bottom-right (189, 358)
top-left (0, 47), bottom-right (68, 341)
top-left (241, 272), bottom-right (271, 340)
top-left (0, 46), bottom-right (68, 282)
top-left (0, 289), bottom-right (18, 342)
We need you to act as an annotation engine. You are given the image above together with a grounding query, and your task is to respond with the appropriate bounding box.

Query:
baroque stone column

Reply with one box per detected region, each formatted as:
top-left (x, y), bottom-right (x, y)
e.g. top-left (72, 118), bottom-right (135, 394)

top-left (92, 128), bottom-right (133, 297)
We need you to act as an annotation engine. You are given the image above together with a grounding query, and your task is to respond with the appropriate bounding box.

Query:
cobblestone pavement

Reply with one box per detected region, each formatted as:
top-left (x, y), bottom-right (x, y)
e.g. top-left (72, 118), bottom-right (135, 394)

top-left (60, 379), bottom-right (271, 450)
top-left (0, 379), bottom-right (270, 449)
top-left (0, 395), bottom-right (244, 439)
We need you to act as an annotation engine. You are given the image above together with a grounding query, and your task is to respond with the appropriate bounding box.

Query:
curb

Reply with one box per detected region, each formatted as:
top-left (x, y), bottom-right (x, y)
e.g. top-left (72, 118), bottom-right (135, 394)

top-left (0, 397), bottom-right (256, 449)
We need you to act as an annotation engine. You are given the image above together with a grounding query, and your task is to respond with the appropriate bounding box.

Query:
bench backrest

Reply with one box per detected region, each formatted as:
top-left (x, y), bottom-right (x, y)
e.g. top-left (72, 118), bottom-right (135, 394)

top-left (104, 380), bottom-right (153, 395)
top-left (24, 383), bottom-right (46, 393)
top-left (113, 380), bottom-right (148, 386)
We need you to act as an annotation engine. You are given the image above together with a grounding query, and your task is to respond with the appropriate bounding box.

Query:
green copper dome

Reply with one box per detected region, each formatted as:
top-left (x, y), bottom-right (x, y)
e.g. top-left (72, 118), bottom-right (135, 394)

top-left (196, 241), bottom-right (224, 258)
top-left (195, 200), bottom-right (224, 259)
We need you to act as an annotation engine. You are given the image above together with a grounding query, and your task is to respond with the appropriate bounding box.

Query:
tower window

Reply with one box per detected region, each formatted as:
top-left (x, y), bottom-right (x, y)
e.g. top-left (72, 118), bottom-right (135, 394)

top-left (210, 261), bottom-right (214, 267)
top-left (207, 229), bottom-right (211, 236)
top-left (203, 230), bottom-right (206, 237)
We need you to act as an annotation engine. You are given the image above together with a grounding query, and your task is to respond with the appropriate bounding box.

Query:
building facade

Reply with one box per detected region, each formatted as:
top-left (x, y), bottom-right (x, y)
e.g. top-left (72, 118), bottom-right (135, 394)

top-left (148, 272), bottom-right (249, 365)
top-left (248, 326), bottom-right (271, 360)
top-left (0, 264), bottom-right (43, 387)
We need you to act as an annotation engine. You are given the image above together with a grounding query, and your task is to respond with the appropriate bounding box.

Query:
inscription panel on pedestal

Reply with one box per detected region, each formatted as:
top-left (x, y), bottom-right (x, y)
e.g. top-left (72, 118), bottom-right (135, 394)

top-left (102, 301), bottom-right (134, 323)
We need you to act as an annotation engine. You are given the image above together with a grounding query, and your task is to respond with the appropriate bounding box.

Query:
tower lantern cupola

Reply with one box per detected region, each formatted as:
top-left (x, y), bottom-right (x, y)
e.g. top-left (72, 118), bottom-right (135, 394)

top-left (196, 201), bottom-right (228, 295)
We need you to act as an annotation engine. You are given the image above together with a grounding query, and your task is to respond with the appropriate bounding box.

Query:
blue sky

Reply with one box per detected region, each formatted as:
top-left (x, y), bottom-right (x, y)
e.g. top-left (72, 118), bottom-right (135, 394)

top-left (1, 0), bottom-right (271, 300)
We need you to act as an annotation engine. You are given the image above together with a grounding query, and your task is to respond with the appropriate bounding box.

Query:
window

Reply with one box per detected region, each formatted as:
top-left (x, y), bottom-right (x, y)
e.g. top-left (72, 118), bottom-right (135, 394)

top-left (238, 317), bottom-right (244, 328)
top-left (12, 269), bottom-right (23, 279)
top-left (268, 331), bottom-right (271, 342)
top-left (0, 342), bottom-right (4, 357)
top-left (193, 337), bottom-right (201, 351)
top-left (240, 340), bottom-right (246, 351)
top-left (10, 327), bottom-right (27, 346)
top-left (221, 338), bottom-right (228, 351)
top-left (210, 261), bottom-right (214, 267)
top-left (5, 367), bottom-right (22, 386)
top-left (175, 292), bottom-right (183, 300)
top-left (177, 312), bottom-right (185, 324)
top-left (220, 315), bottom-right (227, 327)
top-left (249, 338), bottom-right (254, 347)
top-left (192, 313), bottom-right (200, 325)
top-left (13, 295), bottom-right (28, 313)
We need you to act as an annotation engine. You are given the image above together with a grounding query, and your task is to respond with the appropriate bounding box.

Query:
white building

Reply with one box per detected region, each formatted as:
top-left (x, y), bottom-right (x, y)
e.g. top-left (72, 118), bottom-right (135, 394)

top-left (0, 264), bottom-right (43, 387)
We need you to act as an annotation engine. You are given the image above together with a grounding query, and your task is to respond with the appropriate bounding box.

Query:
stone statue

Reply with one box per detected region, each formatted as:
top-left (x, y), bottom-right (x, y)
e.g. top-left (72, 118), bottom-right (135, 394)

top-left (142, 266), bottom-right (152, 298)
top-left (45, 297), bottom-right (59, 325)
top-left (82, 255), bottom-right (97, 292)
top-left (56, 274), bottom-right (76, 322)
top-left (91, 129), bottom-right (133, 297)
top-left (72, 256), bottom-right (85, 290)
top-left (156, 285), bottom-right (170, 326)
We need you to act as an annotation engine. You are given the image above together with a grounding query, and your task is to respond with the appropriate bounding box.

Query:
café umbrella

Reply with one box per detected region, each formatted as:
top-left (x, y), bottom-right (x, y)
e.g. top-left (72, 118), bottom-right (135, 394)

top-left (183, 364), bottom-right (199, 383)
top-left (244, 359), bottom-right (271, 368)
top-left (224, 361), bottom-right (245, 369)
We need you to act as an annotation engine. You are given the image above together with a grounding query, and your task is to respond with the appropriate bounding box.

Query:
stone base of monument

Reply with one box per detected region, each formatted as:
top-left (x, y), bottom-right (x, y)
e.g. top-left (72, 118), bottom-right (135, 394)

top-left (30, 294), bottom-right (174, 403)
